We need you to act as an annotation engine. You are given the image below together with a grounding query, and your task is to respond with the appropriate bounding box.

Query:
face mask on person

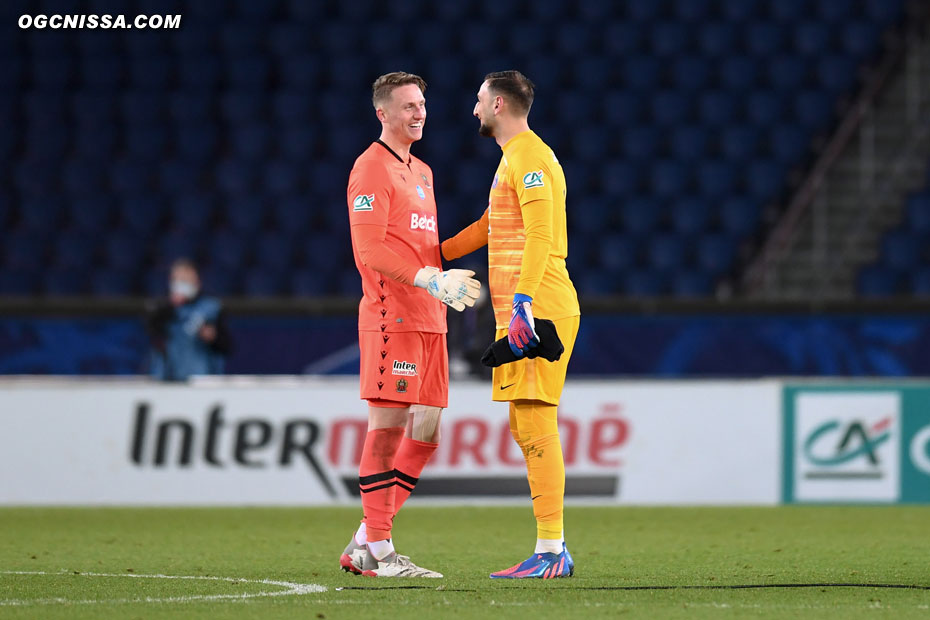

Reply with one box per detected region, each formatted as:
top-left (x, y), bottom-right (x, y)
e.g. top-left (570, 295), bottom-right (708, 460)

top-left (170, 280), bottom-right (199, 301)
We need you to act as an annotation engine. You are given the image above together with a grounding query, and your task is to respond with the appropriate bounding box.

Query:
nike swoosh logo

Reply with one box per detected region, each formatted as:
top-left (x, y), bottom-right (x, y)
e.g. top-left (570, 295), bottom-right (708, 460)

top-left (500, 383), bottom-right (516, 390)
top-left (531, 495), bottom-right (542, 501)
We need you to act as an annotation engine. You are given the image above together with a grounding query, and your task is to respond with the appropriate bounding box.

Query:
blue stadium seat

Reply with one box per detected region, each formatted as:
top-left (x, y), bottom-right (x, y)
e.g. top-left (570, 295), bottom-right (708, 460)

top-left (719, 196), bottom-right (761, 236)
top-left (208, 229), bottom-right (250, 271)
top-left (767, 55), bottom-right (808, 90)
top-left (622, 196), bottom-right (661, 234)
top-left (168, 194), bottom-right (214, 234)
top-left (230, 123), bottom-right (270, 160)
top-left (225, 55), bottom-right (270, 89)
top-left (573, 57), bottom-right (612, 90)
top-left (650, 21), bottom-right (689, 57)
top-left (719, 0), bottom-right (757, 21)
top-left (159, 158), bottom-right (205, 194)
top-left (622, 125), bottom-right (661, 159)
top-left (279, 54), bottom-right (322, 92)
top-left (43, 268), bottom-right (88, 296)
top-left (525, 56), bottom-right (565, 92)
top-left (746, 90), bottom-right (786, 126)
top-left (768, 0), bottom-right (807, 22)
top-left (906, 193), bottom-right (930, 235)
top-left (170, 23), bottom-right (212, 55)
top-left (570, 198), bottom-right (612, 235)
top-left (91, 269), bottom-right (134, 297)
top-left (623, 56), bottom-right (661, 91)
top-left (747, 160), bottom-right (785, 201)
top-left (671, 56), bottom-right (711, 91)
top-left (269, 23), bottom-right (310, 57)
top-left (817, 54), bottom-right (858, 94)
top-left (624, 270), bottom-right (666, 297)
top-left (911, 267), bottom-right (930, 296)
top-left (339, 268), bottom-right (362, 296)
top-left (669, 125), bottom-right (709, 161)
top-left (125, 126), bottom-right (168, 161)
top-left (200, 265), bottom-right (238, 296)
top-left (263, 160), bottom-right (300, 196)
top-left (841, 20), bottom-right (880, 59)
top-left (698, 21), bottom-right (736, 57)
top-left (651, 91), bottom-right (690, 126)
top-left (23, 127), bottom-right (68, 159)
top-left (109, 159), bottom-right (152, 195)
top-left (3, 230), bottom-right (47, 272)
top-left (52, 230), bottom-right (96, 270)
top-left (673, 0), bottom-right (710, 22)
top-left (577, 271), bottom-right (620, 295)
top-left (215, 158), bottom-right (258, 195)
top-left (864, 0), bottom-right (902, 24)
top-left (793, 21), bottom-right (831, 56)
top-left (672, 271), bottom-right (713, 296)
top-left (128, 57), bottom-right (172, 91)
top-left (602, 91), bottom-right (643, 127)
top-left (71, 91), bottom-right (117, 124)
top-left (276, 125), bottom-right (315, 160)
top-left (696, 234), bottom-right (736, 276)
top-left (770, 124), bottom-right (810, 164)
top-left (650, 160), bottom-right (689, 197)
top-left (794, 90), bottom-right (834, 130)
top-left (857, 264), bottom-right (899, 297)
top-left (882, 230), bottom-right (920, 271)
top-left (156, 231), bottom-right (200, 266)
top-left (174, 124), bottom-right (218, 161)
top-left (670, 197), bottom-right (710, 235)
top-left (220, 91), bottom-right (263, 122)
top-left (255, 232), bottom-right (294, 271)
top-left (272, 92), bottom-right (312, 124)
top-left (243, 267), bottom-right (287, 297)
top-left (720, 125), bottom-right (761, 160)
top-left (226, 195), bottom-right (266, 232)
top-left (571, 125), bottom-right (609, 162)
top-left (168, 92), bottom-right (212, 124)
top-left (556, 22), bottom-right (592, 57)
top-left (598, 233), bottom-right (639, 273)
top-left (79, 54), bottom-right (124, 89)
top-left (603, 22), bottom-right (643, 56)
top-left (745, 21), bottom-right (784, 56)
top-left (19, 196), bottom-right (64, 233)
top-left (699, 90), bottom-right (737, 126)
top-left (718, 56), bottom-right (758, 90)
top-left (120, 195), bottom-right (164, 234)
top-left (627, 0), bottom-right (660, 21)
top-left (32, 54), bottom-right (73, 89)
top-left (14, 158), bottom-right (56, 197)
top-left (697, 160), bottom-right (737, 198)
top-left (73, 123), bottom-right (117, 159)
top-left (0, 269), bottom-right (37, 295)
top-left (119, 92), bottom-right (163, 124)
top-left (62, 158), bottom-right (105, 196)
top-left (816, 0), bottom-right (854, 23)
top-left (416, 23), bottom-right (456, 56)
top-left (220, 22), bottom-right (263, 54)
top-left (602, 160), bottom-right (641, 197)
top-left (579, 0), bottom-right (616, 21)
top-left (103, 230), bottom-right (149, 272)
top-left (68, 195), bottom-right (115, 234)
top-left (290, 268), bottom-right (327, 296)
top-left (648, 234), bottom-right (688, 272)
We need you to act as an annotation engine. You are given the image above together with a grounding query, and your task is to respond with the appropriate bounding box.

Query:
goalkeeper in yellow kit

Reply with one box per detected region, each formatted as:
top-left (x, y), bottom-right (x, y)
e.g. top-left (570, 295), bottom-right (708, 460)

top-left (442, 71), bottom-right (580, 579)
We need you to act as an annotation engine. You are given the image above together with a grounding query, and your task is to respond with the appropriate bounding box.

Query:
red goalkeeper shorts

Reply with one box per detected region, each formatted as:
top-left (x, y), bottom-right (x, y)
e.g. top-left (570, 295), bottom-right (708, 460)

top-left (359, 331), bottom-right (448, 408)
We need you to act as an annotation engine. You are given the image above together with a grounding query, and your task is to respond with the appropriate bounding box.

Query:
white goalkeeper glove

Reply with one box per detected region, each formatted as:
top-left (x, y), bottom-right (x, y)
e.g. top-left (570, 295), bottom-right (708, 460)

top-left (414, 267), bottom-right (481, 312)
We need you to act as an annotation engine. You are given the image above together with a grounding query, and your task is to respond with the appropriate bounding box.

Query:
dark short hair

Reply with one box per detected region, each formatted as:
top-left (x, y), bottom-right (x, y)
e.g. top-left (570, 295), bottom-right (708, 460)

top-left (372, 72), bottom-right (427, 108)
top-left (484, 70), bottom-right (535, 115)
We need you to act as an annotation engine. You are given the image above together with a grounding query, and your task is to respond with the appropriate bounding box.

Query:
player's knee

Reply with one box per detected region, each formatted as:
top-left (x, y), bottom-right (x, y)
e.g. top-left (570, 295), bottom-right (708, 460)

top-left (409, 405), bottom-right (442, 442)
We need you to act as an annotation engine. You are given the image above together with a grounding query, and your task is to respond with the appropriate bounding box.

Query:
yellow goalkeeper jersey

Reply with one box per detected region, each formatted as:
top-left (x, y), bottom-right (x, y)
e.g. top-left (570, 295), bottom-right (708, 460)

top-left (487, 130), bottom-right (580, 329)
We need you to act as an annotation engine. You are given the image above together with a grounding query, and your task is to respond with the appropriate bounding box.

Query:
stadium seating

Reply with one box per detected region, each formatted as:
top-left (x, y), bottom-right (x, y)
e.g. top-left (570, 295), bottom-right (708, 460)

top-left (0, 0), bottom-right (906, 297)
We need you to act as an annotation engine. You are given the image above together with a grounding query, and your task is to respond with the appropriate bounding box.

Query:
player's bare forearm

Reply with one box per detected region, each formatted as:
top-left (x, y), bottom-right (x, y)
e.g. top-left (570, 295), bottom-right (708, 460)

top-left (440, 209), bottom-right (489, 261)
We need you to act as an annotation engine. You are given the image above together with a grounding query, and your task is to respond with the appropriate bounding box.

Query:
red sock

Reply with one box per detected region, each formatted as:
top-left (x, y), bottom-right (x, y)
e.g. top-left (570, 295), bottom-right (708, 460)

top-left (359, 427), bottom-right (404, 541)
top-left (392, 437), bottom-right (438, 516)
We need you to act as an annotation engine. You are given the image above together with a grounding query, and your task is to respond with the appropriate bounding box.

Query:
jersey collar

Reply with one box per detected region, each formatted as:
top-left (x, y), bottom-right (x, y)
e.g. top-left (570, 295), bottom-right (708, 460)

top-left (376, 139), bottom-right (410, 165)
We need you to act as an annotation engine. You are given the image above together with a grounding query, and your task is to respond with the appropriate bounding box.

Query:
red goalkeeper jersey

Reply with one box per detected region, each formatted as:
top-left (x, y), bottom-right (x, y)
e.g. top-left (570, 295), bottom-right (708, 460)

top-left (347, 141), bottom-right (446, 334)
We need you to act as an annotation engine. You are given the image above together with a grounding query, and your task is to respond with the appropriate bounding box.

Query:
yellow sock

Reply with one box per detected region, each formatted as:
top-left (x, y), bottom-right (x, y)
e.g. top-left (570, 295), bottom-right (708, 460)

top-left (510, 401), bottom-right (565, 541)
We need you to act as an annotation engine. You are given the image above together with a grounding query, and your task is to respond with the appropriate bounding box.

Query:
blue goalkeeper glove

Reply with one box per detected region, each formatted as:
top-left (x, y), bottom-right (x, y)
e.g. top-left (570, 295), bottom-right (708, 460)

top-left (508, 293), bottom-right (539, 357)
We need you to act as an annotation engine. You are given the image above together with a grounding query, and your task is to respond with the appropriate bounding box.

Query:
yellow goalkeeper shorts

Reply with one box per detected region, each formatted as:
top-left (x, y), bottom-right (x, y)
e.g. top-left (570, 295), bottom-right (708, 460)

top-left (491, 315), bottom-right (580, 405)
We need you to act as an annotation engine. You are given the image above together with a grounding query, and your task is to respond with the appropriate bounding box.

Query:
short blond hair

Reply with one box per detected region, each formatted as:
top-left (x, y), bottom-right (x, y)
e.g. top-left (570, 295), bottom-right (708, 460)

top-left (372, 71), bottom-right (427, 109)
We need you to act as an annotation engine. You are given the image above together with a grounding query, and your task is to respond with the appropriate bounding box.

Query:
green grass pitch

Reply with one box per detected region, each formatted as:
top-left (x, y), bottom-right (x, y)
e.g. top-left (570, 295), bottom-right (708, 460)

top-left (0, 505), bottom-right (928, 619)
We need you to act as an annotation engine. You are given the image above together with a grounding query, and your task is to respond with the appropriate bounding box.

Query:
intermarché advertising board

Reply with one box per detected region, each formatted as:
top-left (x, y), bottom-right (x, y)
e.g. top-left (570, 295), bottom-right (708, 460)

top-left (0, 378), bottom-right (779, 505)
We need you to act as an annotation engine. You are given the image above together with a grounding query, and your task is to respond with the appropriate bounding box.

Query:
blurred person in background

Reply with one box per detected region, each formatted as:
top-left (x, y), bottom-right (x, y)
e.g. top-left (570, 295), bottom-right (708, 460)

top-left (146, 258), bottom-right (230, 381)
top-left (442, 70), bottom-right (580, 579)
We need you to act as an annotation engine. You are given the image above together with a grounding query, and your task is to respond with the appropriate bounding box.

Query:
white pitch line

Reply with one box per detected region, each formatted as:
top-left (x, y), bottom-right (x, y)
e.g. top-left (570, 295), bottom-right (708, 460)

top-left (0, 570), bottom-right (326, 607)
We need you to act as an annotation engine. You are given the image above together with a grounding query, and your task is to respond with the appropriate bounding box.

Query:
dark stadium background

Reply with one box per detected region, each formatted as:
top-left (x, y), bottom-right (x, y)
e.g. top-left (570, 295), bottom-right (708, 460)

top-left (1, 0), bottom-right (929, 377)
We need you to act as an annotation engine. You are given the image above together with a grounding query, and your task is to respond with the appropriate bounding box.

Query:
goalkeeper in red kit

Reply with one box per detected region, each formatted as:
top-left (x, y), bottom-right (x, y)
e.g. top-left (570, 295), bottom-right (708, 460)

top-left (340, 72), bottom-right (480, 578)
